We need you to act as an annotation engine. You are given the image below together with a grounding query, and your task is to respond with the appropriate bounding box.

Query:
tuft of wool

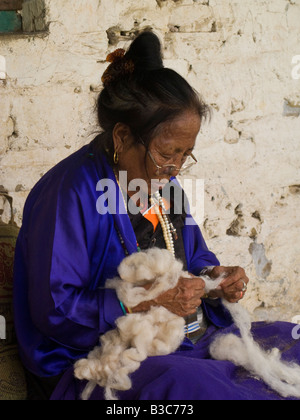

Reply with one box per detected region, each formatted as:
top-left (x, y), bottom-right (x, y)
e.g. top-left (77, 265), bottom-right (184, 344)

top-left (75, 306), bottom-right (185, 400)
top-left (106, 247), bottom-right (186, 308)
top-left (210, 299), bottom-right (300, 398)
top-left (207, 275), bottom-right (300, 398)
top-left (74, 248), bottom-right (300, 400)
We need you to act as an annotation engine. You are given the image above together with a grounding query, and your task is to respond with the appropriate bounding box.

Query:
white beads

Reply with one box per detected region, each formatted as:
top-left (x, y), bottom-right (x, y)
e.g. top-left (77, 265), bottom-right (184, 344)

top-left (151, 193), bottom-right (175, 257)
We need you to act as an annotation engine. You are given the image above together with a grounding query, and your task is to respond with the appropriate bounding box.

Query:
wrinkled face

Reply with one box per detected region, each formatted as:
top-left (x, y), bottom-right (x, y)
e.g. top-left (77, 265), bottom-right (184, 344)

top-left (145, 111), bottom-right (201, 177)
top-left (114, 110), bottom-right (201, 194)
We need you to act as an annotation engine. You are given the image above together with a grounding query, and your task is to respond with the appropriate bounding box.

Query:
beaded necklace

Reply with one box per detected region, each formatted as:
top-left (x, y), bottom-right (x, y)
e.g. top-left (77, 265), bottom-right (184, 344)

top-left (113, 170), bottom-right (141, 255)
top-left (150, 192), bottom-right (177, 257)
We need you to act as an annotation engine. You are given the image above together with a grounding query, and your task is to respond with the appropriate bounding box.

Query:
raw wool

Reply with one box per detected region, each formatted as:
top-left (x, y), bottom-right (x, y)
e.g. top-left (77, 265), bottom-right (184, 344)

top-left (75, 306), bottom-right (185, 400)
top-left (206, 276), bottom-right (300, 398)
top-left (74, 248), bottom-right (300, 400)
top-left (74, 248), bottom-right (186, 400)
top-left (210, 300), bottom-right (300, 398)
top-left (106, 248), bottom-right (186, 308)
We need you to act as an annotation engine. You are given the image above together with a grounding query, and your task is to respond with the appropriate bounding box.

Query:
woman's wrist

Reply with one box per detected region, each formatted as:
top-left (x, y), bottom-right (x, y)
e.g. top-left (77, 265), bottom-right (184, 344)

top-left (120, 301), bottom-right (133, 315)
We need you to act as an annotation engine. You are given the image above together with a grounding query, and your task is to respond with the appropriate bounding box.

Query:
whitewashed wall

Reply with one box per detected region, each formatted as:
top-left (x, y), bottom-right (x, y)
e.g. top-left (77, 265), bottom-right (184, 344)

top-left (0, 0), bottom-right (299, 322)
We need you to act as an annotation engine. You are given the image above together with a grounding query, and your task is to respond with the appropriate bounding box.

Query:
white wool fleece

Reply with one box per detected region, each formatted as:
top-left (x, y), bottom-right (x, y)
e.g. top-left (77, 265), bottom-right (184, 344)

top-left (75, 306), bottom-right (185, 400)
top-left (206, 274), bottom-right (300, 398)
top-left (210, 300), bottom-right (300, 398)
top-left (74, 248), bottom-right (300, 400)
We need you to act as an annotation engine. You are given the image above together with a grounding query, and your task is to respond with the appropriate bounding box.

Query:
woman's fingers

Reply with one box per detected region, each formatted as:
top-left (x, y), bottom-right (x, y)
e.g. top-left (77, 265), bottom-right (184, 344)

top-left (219, 267), bottom-right (249, 289)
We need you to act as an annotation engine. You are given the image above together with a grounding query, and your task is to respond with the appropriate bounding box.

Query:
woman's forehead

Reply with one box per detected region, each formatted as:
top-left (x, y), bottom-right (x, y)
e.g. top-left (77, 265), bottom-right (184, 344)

top-left (151, 111), bottom-right (201, 150)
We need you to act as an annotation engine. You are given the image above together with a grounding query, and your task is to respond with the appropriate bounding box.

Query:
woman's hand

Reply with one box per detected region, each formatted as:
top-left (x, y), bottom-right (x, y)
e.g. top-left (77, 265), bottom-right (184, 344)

top-left (131, 275), bottom-right (206, 318)
top-left (154, 275), bottom-right (206, 317)
top-left (130, 266), bottom-right (249, 316)
top-left (208, 266), bottom-right (249, 303)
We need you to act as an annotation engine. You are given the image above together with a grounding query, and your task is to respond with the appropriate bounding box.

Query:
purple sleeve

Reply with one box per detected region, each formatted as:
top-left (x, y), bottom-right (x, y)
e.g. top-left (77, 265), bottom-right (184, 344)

top-left (25, 181), bottom-right (123, 351)
top-left (182, 218), bottom-right (220, 275)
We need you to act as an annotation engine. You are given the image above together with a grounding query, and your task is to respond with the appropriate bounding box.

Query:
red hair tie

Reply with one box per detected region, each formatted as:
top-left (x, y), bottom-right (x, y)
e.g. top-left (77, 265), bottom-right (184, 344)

top-left (106, 48), bottom-right (126, 63)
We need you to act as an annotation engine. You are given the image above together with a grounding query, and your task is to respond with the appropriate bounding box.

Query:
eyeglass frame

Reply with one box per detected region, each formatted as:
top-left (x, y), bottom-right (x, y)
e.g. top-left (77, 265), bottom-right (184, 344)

top-left (139, 139), bottom-right (198, 176)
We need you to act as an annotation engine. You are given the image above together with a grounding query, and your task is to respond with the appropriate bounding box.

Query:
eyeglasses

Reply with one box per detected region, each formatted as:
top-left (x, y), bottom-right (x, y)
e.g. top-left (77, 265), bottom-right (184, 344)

top-left (140, 140), bottom-right (198, 176)
top-left (147, 150), bottom-right (197, 176)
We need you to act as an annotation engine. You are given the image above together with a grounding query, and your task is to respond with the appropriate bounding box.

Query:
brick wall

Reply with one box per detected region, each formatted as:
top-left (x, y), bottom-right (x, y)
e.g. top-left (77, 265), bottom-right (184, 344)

top-left (0, 0), bottom-right (299, 321)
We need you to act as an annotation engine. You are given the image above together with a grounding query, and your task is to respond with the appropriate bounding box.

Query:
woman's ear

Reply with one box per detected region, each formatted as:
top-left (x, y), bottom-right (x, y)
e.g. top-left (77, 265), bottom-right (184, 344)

top-left (112, 123), bottom-right (134, 154)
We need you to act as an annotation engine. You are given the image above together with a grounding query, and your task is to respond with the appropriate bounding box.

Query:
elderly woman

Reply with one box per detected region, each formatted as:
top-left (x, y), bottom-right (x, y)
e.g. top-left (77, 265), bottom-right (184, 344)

top-left (14, 31), bottom-right (299, 401)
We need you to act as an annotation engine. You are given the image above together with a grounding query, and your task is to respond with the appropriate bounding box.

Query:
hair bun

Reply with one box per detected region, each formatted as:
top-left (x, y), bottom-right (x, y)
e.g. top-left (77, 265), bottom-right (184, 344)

top-left (125, 31), bottom-right (164, 73)
top-left (101, 31), bottom-right (163, 86)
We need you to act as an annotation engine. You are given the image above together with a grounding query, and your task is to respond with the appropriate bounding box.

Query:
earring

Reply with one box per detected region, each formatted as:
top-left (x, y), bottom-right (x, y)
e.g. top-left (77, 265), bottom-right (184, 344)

top-left (114, 151), bottom-right (119, 165)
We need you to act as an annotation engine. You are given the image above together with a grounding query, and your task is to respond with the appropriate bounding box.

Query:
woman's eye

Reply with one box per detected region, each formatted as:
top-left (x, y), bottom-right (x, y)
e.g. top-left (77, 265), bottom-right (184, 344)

top-left (160, 153), bottom-right (190, 161)
top-left (159, 152), bottom-right (172, 160)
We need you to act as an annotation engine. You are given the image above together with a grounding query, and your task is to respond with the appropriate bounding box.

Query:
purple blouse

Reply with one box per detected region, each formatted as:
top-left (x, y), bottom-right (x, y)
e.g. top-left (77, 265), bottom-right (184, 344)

top-left (13, 141), bottom-right (231, 378)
